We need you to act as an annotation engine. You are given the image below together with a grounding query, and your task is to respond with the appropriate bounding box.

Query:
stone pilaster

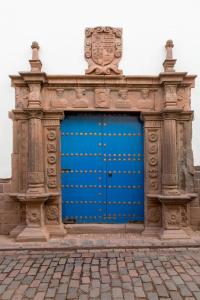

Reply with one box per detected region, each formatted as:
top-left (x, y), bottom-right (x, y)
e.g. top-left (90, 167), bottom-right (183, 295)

top-left (141, 113), bottom-right (162, 236)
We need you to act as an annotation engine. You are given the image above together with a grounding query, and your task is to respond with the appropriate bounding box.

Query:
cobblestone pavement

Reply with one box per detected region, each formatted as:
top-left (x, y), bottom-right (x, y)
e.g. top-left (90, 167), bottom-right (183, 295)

top-left (1, 248), bottom-right (200, 299)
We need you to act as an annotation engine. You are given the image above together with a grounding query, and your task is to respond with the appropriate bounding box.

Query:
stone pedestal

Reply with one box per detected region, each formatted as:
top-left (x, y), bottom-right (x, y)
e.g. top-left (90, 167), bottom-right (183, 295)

top-left (158, 194), bottom-right (195, 239)
top-left (15, 193), bottom-right (49, 242)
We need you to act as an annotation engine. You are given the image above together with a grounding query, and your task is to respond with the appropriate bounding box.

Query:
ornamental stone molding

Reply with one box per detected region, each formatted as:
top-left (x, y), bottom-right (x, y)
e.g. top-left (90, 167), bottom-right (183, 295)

top-left (6, 28), bottom-right (197, 242)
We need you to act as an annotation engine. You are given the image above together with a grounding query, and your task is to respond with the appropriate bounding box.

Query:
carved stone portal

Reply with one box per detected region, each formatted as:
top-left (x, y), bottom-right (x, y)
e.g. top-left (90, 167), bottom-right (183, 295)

top-left (7, 28), bottom-right (197, 242)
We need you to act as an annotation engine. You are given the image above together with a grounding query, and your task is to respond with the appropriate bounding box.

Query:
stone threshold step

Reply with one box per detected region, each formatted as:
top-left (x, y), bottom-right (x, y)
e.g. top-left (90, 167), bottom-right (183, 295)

top-left (64, 223), bottom-right (144, 234)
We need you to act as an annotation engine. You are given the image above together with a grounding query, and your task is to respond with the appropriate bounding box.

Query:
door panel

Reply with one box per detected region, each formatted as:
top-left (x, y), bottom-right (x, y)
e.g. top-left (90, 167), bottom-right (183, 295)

top-left (61, 113), bottom-right (144, 223)
top-left (103, 114), bottom-right (144, 223)
top-left (61, 114), bottom-right (106, 223)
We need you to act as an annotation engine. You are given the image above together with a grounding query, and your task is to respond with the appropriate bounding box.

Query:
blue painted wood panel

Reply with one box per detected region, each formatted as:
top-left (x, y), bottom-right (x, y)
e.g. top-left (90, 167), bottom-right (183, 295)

top-left (61, 113), bottom-right (144, 223)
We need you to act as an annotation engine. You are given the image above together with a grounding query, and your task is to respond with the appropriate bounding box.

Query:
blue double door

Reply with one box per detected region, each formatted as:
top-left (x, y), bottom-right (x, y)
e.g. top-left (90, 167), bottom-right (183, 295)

top-left (61, 113), bottom-right (144, 224)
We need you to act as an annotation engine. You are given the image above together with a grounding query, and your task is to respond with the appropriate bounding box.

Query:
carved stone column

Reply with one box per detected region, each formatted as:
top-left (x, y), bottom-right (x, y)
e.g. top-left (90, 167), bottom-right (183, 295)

top-left (12, 42), bottom-right (50, 241)
top-left (27, 109), bottom-right (45, 193)
top-left (162, 111), bottom-right (179, 195)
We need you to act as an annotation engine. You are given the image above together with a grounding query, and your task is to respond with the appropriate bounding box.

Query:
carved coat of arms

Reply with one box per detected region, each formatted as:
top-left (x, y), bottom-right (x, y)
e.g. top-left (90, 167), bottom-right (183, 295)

top-left (85, 27), bottom-right (122, 75)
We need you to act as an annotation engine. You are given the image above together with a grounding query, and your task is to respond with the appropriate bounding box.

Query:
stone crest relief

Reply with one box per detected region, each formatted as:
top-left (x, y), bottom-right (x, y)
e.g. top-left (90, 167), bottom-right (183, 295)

top-left (85, 27), bottom-right (122, 75)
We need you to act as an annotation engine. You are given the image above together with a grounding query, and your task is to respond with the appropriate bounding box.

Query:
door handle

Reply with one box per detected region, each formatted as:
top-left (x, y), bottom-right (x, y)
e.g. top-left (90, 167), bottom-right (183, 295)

top-left (108, 171), bottom-right (112, 177)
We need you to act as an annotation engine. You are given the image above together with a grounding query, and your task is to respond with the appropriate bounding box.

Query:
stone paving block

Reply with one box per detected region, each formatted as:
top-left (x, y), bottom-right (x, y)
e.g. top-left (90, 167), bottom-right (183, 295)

top-left (165, 280), bottom-right (177, 291)
top-left (147, 292), bottom-right (159, 300)
top-left (79, 295), bottom-right (89, 300)
top-left (155, 284), bottom-right (169, 297)
top-left (122, 282), bottom-right (133, 291)
top-left (143, 282), bottom-right (153, 291)
top-left (1, 289), bottom-right (15, 300)
top-left (46, 287), bottom-right (57, 298)
top-left (55, 294), bottom-right (67, 300)
top-left (170, 291), bottom-right (184, 300)
top-left (24, 287), bottom-right (37, 299)
top-left (100, 292), bottom-right (112, 300)
top-left (90, 287), bottom-right (100, 298)
top-left (186, 281), bottom-right (200, 292)
top-left (66, 287), bottom-right (78, 299)
top-left (0, 285), bottom-right (7, 295)
top-left (57, 283), bottom-right (68, 294)
top-left (80, 284), bottom-right (89, 293)
top-left (101, 283), bottom-right (110, 292)
top-left (172, 275), bottom-right (184, 285)
top-left (179, 284), bottom-right (192, 297)
top-left (123, 292), bottom-right (135, 300)
top-left (134, 286), bottom-right (145, 298)
top-left (193, 292), bottom-right (200, 300)
top-left (112, 287), bottom-right (123, 298)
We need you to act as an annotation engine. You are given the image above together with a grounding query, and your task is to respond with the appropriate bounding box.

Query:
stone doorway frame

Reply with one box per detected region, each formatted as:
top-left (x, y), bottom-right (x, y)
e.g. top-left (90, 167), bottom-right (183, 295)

top-left (8, 30), bottom-right (197, 242)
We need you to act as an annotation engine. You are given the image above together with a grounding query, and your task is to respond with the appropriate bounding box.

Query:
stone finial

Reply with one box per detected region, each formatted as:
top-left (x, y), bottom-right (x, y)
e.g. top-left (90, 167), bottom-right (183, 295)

top-left (31, 41), bottom-right (40, 60)
top-left (165, 39), bottom-right (174, 59)
top-left (163, 39), bottom-right (176, 72)
top-left (29, 41), bottom-right (42, 72)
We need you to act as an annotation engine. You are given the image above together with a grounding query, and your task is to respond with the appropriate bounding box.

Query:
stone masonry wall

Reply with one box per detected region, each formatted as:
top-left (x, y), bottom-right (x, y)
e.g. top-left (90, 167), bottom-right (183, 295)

top-left (191, 166), bottom-right (200, 230)
top-left (0, 179), bottom-right (20, 234)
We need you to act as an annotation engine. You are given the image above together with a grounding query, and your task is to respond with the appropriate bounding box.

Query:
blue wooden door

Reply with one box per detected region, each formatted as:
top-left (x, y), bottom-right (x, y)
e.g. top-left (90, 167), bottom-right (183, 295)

top-left (61, 113), bottom-right (144, 223)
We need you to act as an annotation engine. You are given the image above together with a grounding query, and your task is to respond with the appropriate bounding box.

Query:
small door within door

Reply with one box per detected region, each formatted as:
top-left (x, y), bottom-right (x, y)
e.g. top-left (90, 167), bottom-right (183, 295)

top-left (61, 113), bottom-right (144, 223)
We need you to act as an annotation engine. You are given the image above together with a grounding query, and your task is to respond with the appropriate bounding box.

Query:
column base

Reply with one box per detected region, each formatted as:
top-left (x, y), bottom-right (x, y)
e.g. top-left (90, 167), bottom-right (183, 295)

top-left (47, 224), bottom-right (66, 239)
top-left (15, 226), bottom-right (49, 242)
top-left (159, 228), bottom-right (190, 239)
top-left (9, 225), bottom-right (26, 238)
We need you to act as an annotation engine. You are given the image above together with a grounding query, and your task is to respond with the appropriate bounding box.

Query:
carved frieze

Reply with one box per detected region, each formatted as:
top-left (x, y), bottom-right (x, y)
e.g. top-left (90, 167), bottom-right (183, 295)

top-left (95, 89), bottom-right (110, 108)
top-left (72, 89), bottom-right (89, 108)
top-left (28, 83), bottom-right (41, 108)
top-left (146, 128), bottom-right (160, 192)
top-left (137, 89), bottom-right (154, 110)
top-left (26, 206), bottom-right (41, 226)
top-left (51, 89), bottom-right (68, 108)
top-left (177, 87), bottom-right (191, 110)
top-left (147, 206), bottom-right (161, 225)
top-left (181, 205), bottom-right (188, 227)
top-left (164, 206), bottom-right (180, 229)
top-left (47, 143), bottom-right (57, 153)
top-left (85, 26), bottom-right (122, 75)
top-left (115, 90), bottom-right (132, 108)
top-left (46, 128), bottom-right (57, 189)
top-left (46, 205), bottom-right (59, 224)
top-left (15, 87), bottom-right (29, 109)
top-left (164, 84), bottom-right (177, 108)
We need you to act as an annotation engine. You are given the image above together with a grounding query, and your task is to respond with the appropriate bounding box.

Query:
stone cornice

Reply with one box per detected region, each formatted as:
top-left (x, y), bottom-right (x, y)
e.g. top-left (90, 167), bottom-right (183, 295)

top-left (9, 73), bottom-right (196, 88)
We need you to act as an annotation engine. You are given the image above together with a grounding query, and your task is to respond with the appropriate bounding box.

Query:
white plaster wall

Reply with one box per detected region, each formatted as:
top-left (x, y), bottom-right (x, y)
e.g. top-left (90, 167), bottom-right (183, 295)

top-left (0, 0), bottom-right (200, 177)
